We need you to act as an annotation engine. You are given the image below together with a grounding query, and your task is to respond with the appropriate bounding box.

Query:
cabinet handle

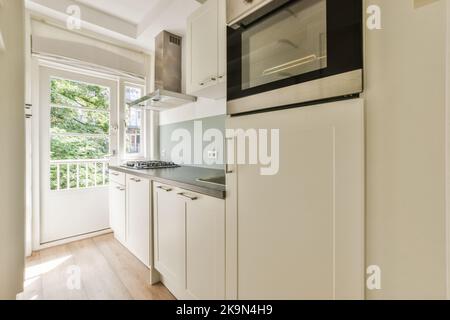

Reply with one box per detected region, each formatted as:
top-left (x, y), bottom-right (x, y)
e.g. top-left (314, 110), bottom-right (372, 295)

top-left (111, 172), bottom-right (120, 176)
top-left (116, 186), bottom-right (125, 191)
top-left (178, 192), bottom-right (198, 201)
top-left (130, 177), bottom-right (141, 182)
top-left (199, 76), bottom-right (217, 86)
top-left (225, 136), bottom-right (235, 174)
top-left (157, 185), bottom-right (172, 192)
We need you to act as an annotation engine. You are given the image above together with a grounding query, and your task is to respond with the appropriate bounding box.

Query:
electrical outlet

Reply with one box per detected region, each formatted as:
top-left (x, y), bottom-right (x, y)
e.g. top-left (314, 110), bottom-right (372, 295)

top-left (208, 150), bottom-right (218, 160)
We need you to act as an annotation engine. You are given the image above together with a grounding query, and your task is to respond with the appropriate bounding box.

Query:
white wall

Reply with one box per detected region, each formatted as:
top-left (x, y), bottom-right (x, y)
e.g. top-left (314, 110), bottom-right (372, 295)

top-left (159, 97), bottom-right (226, 126)
top-left (0, 0), bottom-right (26, 299)
top-left (364, 0), bottom-right (448, 299)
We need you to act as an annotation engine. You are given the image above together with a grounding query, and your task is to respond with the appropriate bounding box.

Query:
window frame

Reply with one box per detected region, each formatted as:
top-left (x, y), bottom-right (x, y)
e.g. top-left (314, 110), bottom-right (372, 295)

top-left (120, 81), bottom-right (147, 160)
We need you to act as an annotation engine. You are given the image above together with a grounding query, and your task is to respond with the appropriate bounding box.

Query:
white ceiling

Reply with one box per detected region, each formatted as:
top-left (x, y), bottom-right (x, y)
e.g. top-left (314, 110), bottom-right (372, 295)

top-left (26, 0), bottom-right (202, 51)
top-left (75, 0), bottom-right (161, 25)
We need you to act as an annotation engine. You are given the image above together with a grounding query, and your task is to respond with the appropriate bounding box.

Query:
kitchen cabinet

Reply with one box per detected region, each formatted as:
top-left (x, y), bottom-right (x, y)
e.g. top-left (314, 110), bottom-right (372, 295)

top-left (225, 99), bottom-right (365, 300)
top-left (153, 183), bottom-right (186, 298)
top-left (153, 182), bottom-right (225, 300)
top-left (109, 180), bottom-right (126, 246)
top-left (126, 174), bottom-right (151, 267)
top-left (109, 169), bottom-right (125, 185)
top-left (186, 0), bottom-right (226, 99)
top-left (184, 191), bottom-right (225, 300)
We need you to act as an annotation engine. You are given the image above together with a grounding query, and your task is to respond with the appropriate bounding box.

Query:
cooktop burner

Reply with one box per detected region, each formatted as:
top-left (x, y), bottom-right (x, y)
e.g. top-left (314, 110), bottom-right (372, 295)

top-left (123, 161), bottom-right (180, 170)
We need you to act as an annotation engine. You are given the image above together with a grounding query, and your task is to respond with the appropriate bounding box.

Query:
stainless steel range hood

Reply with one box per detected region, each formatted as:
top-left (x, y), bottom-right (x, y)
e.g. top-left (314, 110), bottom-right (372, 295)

top-left (128, 31), bottom-right (197, 111)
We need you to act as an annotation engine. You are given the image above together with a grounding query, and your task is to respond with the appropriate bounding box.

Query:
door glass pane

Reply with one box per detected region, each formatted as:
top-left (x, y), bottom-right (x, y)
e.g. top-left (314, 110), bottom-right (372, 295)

top-left (241, 0), bottom-right (327, 90)
top-left (51, 78), bottom-right (110, 110)
top-left (49, 77), bottom-right (111, 191)
top-left (51, 107), bottom-right (110, 135)
top-left (51, 136), bottom-right (110, 161)
top-left (125, 86), bottom-right (143, 156)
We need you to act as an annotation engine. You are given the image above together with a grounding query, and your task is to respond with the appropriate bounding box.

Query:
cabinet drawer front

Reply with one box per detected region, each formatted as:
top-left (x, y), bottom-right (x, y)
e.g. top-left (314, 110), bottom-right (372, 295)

top-left (109, 170), bottom-right (125, 185)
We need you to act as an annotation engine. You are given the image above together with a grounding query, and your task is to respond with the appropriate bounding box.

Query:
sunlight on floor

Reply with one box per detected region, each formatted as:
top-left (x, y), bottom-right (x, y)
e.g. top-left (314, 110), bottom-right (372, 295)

top-left (25, 255), bottom-right (72, 280)
top-left (19, 255), bottom-right (73, 300)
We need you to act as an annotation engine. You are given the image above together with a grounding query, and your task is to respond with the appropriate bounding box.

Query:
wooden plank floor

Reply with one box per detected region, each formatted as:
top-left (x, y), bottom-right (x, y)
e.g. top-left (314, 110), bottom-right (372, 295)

top-left (18, 234), bottom-right (175, 300)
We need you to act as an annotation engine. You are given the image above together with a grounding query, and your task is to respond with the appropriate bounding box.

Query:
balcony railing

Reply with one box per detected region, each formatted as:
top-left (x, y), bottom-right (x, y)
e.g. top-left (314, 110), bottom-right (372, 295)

top-left (50, 159), bottom-right (109, 191)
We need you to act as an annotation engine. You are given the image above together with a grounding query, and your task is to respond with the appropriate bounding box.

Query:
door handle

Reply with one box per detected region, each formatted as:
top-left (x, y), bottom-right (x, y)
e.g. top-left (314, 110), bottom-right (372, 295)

top-left (157, 185), bottom-right (172, 192)
top-left (178, 192), bottom-right (198, 201)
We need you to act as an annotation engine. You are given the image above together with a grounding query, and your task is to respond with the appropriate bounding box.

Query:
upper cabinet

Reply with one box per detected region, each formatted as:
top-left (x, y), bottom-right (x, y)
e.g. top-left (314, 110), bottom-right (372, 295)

top-left (186, 0), bottom-right (226, 99)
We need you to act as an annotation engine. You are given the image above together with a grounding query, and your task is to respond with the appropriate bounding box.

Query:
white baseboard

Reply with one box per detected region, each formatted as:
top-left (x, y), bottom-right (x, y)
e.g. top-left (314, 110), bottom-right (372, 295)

top-left (33, 229), bottom-right (113, 252)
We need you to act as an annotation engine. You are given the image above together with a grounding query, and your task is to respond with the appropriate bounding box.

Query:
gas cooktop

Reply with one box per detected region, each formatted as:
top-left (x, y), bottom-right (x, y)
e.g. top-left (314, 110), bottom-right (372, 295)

top-left (122, 161), bottom-right (180, 170)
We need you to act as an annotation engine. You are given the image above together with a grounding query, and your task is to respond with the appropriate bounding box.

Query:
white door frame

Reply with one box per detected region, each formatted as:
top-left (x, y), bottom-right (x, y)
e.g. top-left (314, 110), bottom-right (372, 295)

top-left (446, 0), bottom-right (450, 300)
top-left (31, 58), bottom-right (122, 250)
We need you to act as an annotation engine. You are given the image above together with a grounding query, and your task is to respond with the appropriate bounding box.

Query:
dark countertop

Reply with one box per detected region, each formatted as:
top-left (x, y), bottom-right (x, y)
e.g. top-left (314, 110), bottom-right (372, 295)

top-left (109, 165), bottom-right (226, 199)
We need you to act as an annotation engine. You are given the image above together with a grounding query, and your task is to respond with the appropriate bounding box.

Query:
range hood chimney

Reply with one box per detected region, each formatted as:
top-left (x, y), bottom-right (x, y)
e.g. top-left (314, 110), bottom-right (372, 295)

top-left (128, 31), bottom-right (197, 111)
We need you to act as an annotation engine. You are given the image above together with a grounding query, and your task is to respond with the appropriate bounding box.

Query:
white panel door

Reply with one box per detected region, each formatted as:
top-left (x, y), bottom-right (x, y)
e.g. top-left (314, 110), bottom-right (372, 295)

top-left (39, 67), bottom-right (118, 244)
top-left (126, 175), bottom-right (150, 266)
top-left (185, 191), bottom-right (225, 300)
top-left (226, 99), bottom-right (365, 300)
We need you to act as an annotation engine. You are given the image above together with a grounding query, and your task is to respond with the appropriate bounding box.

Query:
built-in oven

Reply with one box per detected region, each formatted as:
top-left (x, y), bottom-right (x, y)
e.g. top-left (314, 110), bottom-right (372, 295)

top-left (227, 0), bottom-right (363, 115)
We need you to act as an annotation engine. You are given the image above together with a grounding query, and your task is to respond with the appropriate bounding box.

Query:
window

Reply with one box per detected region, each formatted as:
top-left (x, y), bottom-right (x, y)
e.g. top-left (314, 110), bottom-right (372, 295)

top-left (49, 77), bottom-right (111, 190)
top-left (124, 85), bottom-right (145, 158)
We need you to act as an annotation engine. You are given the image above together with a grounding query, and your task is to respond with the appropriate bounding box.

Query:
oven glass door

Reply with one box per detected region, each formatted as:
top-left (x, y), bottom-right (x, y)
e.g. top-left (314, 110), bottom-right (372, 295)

top-left (242, 0), bottom-right (327, 90)
top-left (228, 0), bottom-right (363, 102)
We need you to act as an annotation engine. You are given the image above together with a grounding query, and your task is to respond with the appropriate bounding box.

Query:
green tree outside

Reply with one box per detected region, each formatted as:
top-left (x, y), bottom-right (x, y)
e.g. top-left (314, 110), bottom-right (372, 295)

top-left (50, 78), bottom-right (111, 190)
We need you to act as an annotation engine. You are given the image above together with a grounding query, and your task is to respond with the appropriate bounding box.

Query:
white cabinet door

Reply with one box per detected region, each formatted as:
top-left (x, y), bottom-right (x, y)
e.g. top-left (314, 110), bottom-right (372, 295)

top-left (109, 181), bottom-right (126, 245)
top-left (226, 99), bottom-right (365, 300)
top-left (187, 0), bottom-right (218, 94)
top-left (187, 0), bottom-right (226, 99)
top-left (153, 183), bottom-right (186, 298)
top-left (217, 0), bottom-right (227, 84)
top-left (184, 191), bottom-right (225, 300)
top-left (126, 175), bottom-right (150, 267)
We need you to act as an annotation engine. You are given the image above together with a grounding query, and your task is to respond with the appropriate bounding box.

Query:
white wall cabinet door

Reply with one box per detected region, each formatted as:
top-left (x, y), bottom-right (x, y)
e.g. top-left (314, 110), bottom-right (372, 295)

top-left (187, 0), bottom-right (226, 99)
top-left (153, 183), bottom-right (186, 298)
top-left (109, 181), bottom-right (126, 245)
top-left (184, 191), bottom-right (225, 300)
top-left (126, 175), bottom-right (151, 267)
top-left (217, 0), bottom-right (227, 84)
